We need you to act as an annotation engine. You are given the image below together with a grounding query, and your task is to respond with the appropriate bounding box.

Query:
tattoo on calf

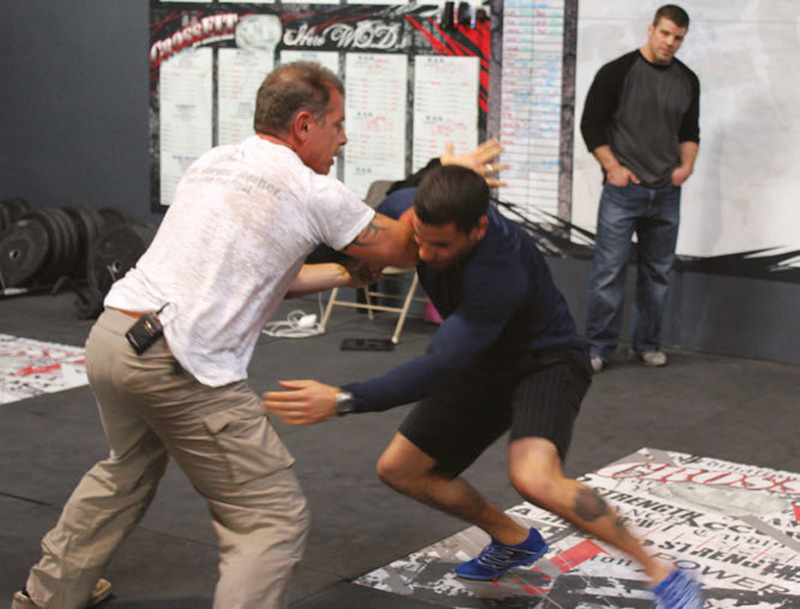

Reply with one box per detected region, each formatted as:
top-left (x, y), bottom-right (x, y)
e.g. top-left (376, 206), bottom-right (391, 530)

top-left (351, 220), bottom-right (386, 247)
top-left (574, 487), bottom-right (610, 523)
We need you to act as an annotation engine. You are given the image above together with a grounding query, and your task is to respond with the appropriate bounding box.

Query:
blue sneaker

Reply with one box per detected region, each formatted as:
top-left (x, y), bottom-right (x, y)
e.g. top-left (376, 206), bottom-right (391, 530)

top-left (651, 569), bottom-right (704, 608)
top-left (455, 528), bottom-right (548, 581)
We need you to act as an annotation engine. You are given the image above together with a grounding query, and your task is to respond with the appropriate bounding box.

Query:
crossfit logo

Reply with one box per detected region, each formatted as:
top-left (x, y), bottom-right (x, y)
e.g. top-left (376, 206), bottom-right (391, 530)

top-left (150, 13), bottom-right (239, 68)
top-left (596, 461), bottom-right (800, 495)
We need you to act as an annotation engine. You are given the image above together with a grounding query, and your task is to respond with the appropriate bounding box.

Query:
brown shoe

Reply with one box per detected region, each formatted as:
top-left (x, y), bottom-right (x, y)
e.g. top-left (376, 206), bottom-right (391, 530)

top-left (11, 578), bottom-right (112, 609)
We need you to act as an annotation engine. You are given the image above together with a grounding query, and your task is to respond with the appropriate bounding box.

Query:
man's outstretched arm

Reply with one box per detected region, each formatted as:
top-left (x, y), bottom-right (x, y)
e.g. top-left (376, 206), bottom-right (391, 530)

top-left (264, 380), bottom-right (341, 425)
top-left (284, 261), bottom-right (382, 299)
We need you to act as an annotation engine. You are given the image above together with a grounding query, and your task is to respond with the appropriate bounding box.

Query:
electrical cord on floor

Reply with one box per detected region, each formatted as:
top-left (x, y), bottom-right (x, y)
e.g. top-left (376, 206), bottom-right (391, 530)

top-left (262, 297), bottom-right (325, 338)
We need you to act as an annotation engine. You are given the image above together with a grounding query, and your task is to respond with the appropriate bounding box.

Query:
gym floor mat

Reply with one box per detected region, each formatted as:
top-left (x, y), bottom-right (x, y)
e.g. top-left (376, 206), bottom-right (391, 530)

top-left (357, 448), bottom-right (800, 608)
top-left (0, 334), bottom-right (87, 405)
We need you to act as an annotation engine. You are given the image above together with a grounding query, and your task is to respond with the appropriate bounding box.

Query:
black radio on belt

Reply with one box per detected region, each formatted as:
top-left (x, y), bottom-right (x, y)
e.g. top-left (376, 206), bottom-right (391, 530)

top-left (125, 312), bottom-right (164, 355)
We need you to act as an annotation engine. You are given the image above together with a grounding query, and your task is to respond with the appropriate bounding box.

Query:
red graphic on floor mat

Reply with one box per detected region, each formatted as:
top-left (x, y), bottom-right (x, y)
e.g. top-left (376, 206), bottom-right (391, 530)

top-left (14, 363), bottom-right (62, 376)
top-left (551, 539), bottom-right (607, 573)
top-left (1, 334), bottom-right (88, 405)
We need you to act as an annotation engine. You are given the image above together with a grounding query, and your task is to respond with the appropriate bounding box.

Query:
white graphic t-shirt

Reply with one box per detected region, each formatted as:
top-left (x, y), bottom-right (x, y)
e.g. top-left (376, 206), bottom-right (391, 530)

top-left (106, 136), bottom-right (374, 386)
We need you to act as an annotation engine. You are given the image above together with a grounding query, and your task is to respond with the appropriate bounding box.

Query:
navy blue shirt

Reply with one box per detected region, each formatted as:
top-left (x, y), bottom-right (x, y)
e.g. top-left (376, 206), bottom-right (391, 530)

top-left (343, 188), bottom-right (586, 412)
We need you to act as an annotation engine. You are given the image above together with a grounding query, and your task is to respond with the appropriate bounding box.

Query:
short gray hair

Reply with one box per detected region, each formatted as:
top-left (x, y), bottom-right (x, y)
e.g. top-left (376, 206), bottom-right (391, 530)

top-left (253, 61), bottom-right (344, 135)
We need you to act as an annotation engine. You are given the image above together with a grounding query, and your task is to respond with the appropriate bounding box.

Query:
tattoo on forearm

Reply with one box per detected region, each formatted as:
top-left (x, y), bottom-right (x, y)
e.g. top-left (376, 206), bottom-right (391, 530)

top-left (574, 487), bottom-right (610, 523)
top-left (351, 220), bottom-right (386, 247)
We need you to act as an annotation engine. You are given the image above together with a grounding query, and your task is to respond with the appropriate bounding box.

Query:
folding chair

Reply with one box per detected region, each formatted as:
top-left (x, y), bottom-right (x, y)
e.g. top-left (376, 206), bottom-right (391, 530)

top-left (319, 180), bottom-right (424, 344)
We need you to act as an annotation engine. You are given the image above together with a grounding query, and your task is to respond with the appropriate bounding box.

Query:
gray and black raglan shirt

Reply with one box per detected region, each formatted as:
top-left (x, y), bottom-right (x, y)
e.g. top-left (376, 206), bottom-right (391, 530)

top-left (580, 50), bottom-right (700, 188)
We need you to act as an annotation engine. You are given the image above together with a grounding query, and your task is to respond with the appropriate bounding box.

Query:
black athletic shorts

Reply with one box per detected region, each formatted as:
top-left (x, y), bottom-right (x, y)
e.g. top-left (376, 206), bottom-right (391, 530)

top-left (398, 348), bottom-right (592, 478)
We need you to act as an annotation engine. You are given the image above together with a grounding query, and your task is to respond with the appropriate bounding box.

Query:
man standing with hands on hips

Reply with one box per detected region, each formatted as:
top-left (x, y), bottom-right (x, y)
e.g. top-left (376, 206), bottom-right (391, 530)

top-left (581, 4), bottom-right (700, 373)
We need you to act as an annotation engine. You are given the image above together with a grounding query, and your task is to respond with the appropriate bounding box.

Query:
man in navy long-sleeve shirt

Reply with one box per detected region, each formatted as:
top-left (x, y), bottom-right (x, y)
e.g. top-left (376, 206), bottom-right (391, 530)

top-left (264, 165), bottom-right (703, 607)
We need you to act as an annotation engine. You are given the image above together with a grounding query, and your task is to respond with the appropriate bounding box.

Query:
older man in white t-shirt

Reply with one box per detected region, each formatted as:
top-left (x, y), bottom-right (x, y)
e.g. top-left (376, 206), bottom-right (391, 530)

top-left (12, 62), bottom-right (502, 609)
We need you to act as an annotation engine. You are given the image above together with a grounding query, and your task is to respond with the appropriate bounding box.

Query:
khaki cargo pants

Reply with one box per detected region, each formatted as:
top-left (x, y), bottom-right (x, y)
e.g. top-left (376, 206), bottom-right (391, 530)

top-left (25, 309), bottom-right (309, 609)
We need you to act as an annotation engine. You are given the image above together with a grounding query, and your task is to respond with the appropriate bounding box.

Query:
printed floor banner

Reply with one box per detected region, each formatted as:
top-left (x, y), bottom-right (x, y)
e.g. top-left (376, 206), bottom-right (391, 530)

top-left (356, 447), bottom-right (800, 608)
top-left (0, 334), bottom-right (87, 405)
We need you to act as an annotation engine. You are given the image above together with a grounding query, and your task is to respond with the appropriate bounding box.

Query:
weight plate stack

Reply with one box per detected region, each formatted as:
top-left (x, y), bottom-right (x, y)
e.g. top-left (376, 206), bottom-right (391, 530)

top-left (0, 215), bottom-right (50, 288)
top-left (18, 209), bottom-right (66, 285)
top-left (0, 206), bottom-right (10, 237)
top-left (88, 222), bottom-right (157, 296)
top-left (98, 207), bottom-right (130, 229)
top-left (63, 205), bottom-right (105, 281)
top-left (0, 196), bottom-right (34, 237)
top-left (50, 207), bottom-right (82, 280)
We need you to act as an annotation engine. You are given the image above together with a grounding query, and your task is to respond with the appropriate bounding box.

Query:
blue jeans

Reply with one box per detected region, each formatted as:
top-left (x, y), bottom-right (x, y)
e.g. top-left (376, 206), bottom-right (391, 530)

top-left (585, 181), bottom-right (681, 361)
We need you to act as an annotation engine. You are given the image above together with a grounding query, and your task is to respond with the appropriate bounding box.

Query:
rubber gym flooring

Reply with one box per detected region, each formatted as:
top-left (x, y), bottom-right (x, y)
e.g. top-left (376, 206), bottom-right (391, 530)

top-left (2, 290), bottom-right (798, 608)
